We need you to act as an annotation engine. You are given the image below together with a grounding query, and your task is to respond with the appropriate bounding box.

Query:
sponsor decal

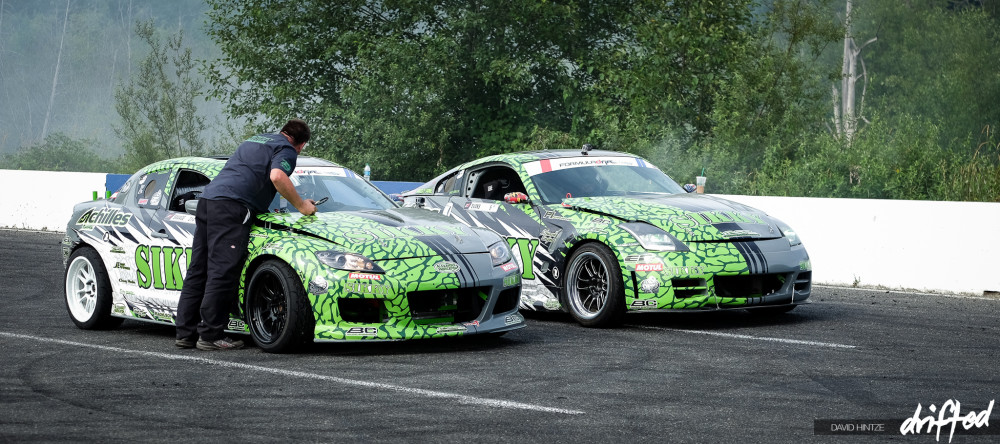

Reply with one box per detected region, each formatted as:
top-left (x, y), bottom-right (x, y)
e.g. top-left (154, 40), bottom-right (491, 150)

top-left (138, 198), bottom-right (149, 205)
top-left (541, 210), bottom-right (572, 221)
top-left (500, 262), bottom-right (518, 272)
top-left (112, 303), bottom-right (127, 315)
top-left (506, 237), bottom-right (539, 280)
top-left (523, 156), bottom-right (641, 175)
top-left (640, 276), bottom-right (660, 294)
top-left (719, 229), bottom-right (761, 238)
top-left (150, 309), bottom-right (173, 322)
top-left (246, 135), bottom-right (271, 144)
top-left (227, 319), bottom-right (247, 331)
top-left (150, 190), bottom-right (163, 207)
top-left (341, 225), bottom-right (467, 243)
top-left (166, 212), bottom-right (195, 224)
top-left (308, 276), bottom-right (329, 295)
top-left (504, 313), bottom-right (524, 325)
top-left (135, 245), bottom-right (193, 291)
top-left (434, 261), bottom-right (460, 274)
top-left (663, 266), bottom-right (705, 276)
top-left (344, 281), bottom-right (390, 295)
top-left (635, 263), bottom-right (664, 272)
top-left (539, 229), bottom-right (561, 245)
top-left (77, 208), bottom-right (133, 227)
top-left (249, 233), bottom-right (268, 238)
top-left (552, 267), bottom-right (559, 280)
top-left (629, 299), bottom-right (658, 309)
top-left (463, 202), bottom-right (500, 212)
top-left (669, 211), bottom-right (766, 231)
top-left (800, 260), bottom-right (811, 271)
top-left (110, 246), bottom-right (126, 254)
top-left (503, 274), bottom-right (520, 288)
top-left (113, 262), bottom-right (130, 271)
top-left (346, 327), bottom-right (379, 336)
top-left (624, 253), bottom-right (660, 264)
top-left (463, 320), bottom-right (480, 327)
top-left (435, 326), bottom-right (468, 333)
top-left (348, 272), bottom-right (383, 281)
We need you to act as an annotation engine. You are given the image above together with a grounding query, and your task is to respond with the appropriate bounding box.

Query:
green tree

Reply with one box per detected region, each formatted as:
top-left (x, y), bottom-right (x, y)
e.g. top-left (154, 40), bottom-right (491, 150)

top-left (0, 132), bottom-right (109, 172)
top-left (205, 0), bottom-right (763, 180)
top-left (113, 19), bottom-right (207, 171)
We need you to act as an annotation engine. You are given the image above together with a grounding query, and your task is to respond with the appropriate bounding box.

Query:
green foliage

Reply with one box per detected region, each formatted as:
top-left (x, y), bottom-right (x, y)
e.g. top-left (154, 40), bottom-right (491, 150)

top-left (113, 20), bottom-right (207, 171)
top-left (204, 0), bottom-right (766, 180)
top-left (0, 133), bottom-right (111, 172)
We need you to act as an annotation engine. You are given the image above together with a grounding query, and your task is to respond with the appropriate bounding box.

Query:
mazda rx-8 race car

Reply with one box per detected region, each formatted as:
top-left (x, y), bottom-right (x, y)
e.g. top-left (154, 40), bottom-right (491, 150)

top-left (62, 156), bottom-right (524, 352)
top-left (401, 148), bottom-right (811, 327)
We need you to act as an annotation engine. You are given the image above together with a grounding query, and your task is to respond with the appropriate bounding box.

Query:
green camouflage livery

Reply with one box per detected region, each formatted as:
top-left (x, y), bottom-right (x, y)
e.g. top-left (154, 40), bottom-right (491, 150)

top-left (62, 156), bottom-right (524, 350)
top-left (402, 149), bottom-right (811, 326)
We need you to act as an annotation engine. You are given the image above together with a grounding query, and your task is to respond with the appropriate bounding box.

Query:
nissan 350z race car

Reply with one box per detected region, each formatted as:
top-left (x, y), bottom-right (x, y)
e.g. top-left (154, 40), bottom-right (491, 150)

top-left (62, 156), bottom-right (524, 352)
top-left (401, 148), bottom-right (812, 327)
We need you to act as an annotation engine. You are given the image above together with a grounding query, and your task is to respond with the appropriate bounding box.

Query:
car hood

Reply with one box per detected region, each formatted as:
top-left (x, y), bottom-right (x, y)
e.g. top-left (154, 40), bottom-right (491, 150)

top-left (562, 194), bottom-right (783, 242)
top-left (256, 207), bottom-right (497, 258)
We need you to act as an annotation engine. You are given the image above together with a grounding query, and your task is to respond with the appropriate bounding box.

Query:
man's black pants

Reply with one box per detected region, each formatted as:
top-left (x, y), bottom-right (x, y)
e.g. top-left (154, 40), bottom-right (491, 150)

top-left (175, 198), bottom-right (253, 342)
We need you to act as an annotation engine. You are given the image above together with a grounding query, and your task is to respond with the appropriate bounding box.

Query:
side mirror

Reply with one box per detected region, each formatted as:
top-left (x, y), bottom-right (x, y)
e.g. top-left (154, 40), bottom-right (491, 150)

top-left (185, 199), bottom-right (199, 215)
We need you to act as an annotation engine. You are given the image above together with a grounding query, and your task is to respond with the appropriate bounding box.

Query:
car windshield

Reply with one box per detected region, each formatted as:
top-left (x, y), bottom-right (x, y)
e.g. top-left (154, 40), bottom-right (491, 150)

top-left (268, 167), bottom-right (396, 213)
top-left (528, 159), bottom-right (686, 205)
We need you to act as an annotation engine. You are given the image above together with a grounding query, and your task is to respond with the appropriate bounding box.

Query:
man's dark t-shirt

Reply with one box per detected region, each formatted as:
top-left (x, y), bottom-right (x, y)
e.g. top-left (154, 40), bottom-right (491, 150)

top-left (201, 133), bottom-right (298, 213)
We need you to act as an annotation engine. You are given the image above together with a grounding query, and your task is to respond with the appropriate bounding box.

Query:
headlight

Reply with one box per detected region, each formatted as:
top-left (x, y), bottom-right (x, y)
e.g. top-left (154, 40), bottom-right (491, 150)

top-left (620, 223), bottom-right (689, 252)
top-left (776, 222), bottom-right (802, 247)
top-left (315, 250), bottom-right (385, 273)
top-left (488, 241), bottom-right (513, 267)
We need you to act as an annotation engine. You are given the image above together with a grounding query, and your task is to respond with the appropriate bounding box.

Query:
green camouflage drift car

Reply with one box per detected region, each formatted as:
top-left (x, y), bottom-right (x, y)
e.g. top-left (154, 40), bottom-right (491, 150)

top-left (62, 157), bottom-right (524, 352)
top-left (401, 148), bottom-right (812, 327)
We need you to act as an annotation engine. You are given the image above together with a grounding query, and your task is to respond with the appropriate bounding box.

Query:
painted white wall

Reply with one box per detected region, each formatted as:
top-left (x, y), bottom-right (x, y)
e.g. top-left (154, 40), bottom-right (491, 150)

top-left (2, 170), bottom-right (996, 295)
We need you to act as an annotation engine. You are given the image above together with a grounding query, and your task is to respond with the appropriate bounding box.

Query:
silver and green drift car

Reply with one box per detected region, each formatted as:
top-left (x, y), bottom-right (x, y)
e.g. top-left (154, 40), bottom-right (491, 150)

top-left (62, 156), bottom-right (524, 352)
top-left (401, 149), bottom-right (811, 327)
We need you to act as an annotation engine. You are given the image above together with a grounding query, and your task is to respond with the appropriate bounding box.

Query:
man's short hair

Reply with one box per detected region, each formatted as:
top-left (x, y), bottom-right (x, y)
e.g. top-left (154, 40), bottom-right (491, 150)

top-left (281, 119), bottom-right (311, 145)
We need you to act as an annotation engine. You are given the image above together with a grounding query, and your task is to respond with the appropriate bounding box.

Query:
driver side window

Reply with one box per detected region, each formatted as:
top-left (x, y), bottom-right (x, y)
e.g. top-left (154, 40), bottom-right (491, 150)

top-left (469, 166), bottom-right (527, 201)
top-left (169, 170), bottom-right (211, 212)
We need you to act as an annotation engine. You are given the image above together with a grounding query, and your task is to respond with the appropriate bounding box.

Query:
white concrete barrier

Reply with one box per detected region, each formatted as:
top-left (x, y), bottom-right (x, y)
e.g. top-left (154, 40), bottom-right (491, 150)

top-left (2, 169), bottom-right (996, 295)
top-left (0, 170), bottom-right (108, 232)
top-left (716, 194), bottom-right (1000, 296)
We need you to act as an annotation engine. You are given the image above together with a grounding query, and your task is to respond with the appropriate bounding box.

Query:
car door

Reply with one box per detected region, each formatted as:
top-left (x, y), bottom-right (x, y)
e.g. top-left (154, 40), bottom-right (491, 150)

top-left (125, 168), bottom-right (197, 322)
top-left (429, 163), bottom-right (571, 310)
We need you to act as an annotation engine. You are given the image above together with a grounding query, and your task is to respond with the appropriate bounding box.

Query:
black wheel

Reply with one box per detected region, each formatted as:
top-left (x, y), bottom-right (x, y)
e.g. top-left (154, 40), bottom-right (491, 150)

top-left (751, 305), bottom-right (797, 315)
top-left (64, 246), bottom-right (123, 330)
top-left (564, 243), bottom-right (626, 327)
top-left (246, 260), bottom-right (314, 353)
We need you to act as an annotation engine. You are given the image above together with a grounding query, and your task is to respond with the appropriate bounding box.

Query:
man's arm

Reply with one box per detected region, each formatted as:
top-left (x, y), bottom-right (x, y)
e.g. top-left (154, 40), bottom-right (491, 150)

top-left (270, 168), bottom-right (317, 215)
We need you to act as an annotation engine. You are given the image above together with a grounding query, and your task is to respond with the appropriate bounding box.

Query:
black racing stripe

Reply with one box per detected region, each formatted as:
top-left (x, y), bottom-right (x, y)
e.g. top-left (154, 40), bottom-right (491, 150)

top-left (416, 234), bottom-right (463, 257)
top-left (417, 235), bottom-right (480, 283)
top-left (734, 241), bottom-right (768, 274)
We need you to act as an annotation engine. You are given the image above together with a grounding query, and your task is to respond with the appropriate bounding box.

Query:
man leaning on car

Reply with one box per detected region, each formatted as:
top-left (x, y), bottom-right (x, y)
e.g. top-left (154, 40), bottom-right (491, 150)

top-left (174, 119), bottom-right (318, 351)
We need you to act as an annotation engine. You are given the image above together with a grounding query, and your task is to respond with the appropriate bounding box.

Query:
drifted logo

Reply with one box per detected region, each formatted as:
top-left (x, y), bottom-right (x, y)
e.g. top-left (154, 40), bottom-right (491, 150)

top-left (78, 208), bottom-right (132, 227)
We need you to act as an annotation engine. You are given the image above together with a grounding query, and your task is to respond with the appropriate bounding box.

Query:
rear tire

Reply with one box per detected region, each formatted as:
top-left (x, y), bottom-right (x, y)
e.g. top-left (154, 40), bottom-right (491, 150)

top-left (246, 260), bottom-right (314, 353)
top-left (564, 243), bottom-right (626, 327)
top-left (64, 246), bottom-right (123, 330)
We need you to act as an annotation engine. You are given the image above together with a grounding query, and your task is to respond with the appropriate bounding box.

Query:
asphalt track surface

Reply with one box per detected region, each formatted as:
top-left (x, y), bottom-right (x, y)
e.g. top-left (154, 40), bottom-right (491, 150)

top-left (1, 229), bottom-right (998, 443)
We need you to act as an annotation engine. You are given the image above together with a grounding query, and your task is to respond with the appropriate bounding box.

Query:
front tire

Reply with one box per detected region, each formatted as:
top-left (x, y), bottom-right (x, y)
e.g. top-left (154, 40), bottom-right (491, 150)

top-left (246, 260), bottom-right (314, 353)
top-left (564, 243), bottom-right (626, 327)
top-left (64, 246), bottom-right (123, 329)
